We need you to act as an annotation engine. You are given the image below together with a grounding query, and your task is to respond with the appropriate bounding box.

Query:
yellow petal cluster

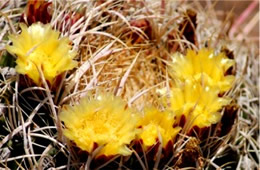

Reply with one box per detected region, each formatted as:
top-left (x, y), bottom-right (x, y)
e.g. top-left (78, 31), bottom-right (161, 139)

top-left (137, 107), bottom-right (181, 149)
top-left (167, 48), bottom-right (235, 129)
top-left (6, 23), bottom-right (77, 85)
top-left (59, 94), bottom-right (138, 157)
top-left (170, 80), bottom-right (231, 128)
top-left (170, 48), bottom-right (235, 92)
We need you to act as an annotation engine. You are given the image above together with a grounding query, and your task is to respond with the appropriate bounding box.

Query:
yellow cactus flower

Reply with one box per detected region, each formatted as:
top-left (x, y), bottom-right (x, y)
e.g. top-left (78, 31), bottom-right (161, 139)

top-left (59, 94), bottom-right (138, 157)
top-left (137, 107), bottom-right (181, 149)
top-left (170, 80), bottom-right (231, 128)
top-left (170, 48), bottom-right (235, 92)
top-left (6, 23), bottom-right (77, 85)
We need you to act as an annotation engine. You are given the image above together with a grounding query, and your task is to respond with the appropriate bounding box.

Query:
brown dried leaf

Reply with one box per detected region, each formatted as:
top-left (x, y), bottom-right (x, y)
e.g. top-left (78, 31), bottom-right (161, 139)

top-left (173, 137), bottom-right (204, 168)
